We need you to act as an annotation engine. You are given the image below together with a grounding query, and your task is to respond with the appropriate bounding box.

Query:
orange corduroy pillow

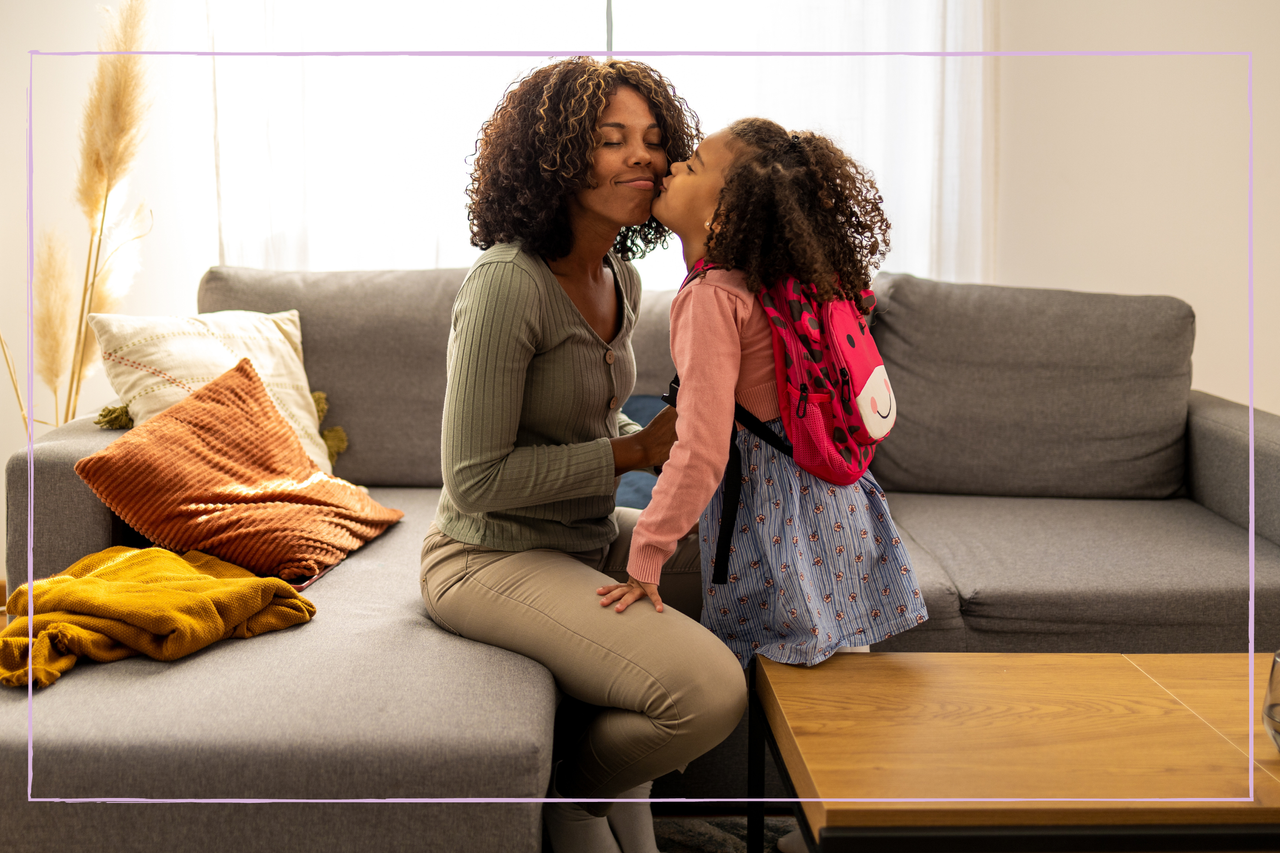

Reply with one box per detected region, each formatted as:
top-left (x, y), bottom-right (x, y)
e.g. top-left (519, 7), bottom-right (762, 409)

top-left (75, 358), bottom-right (403, 584)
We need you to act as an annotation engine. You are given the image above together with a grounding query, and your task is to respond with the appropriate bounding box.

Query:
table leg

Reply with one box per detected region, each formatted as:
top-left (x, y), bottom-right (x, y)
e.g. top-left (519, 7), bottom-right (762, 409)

top-left (748, 656), bottom-right (765, 853)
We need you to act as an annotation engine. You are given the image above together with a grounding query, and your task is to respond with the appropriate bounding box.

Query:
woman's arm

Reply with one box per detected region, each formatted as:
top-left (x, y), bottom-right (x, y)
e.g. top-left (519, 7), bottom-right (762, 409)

top-left (442, 261), bottom-right (675, 515)
top-left (616, 411), bottom-right (644, 438)
top-left (442, 262), bottom-right (617, 515)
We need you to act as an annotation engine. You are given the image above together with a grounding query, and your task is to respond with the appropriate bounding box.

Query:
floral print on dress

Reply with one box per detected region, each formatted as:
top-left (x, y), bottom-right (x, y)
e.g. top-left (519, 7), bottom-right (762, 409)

top-left (699, 417), bottom-right (928, 668)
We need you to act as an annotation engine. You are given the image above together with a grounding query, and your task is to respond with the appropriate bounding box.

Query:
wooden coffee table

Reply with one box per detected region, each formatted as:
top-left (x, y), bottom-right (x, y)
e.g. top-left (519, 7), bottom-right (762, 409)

top-left (747, 653), bottom-right (1280, 852)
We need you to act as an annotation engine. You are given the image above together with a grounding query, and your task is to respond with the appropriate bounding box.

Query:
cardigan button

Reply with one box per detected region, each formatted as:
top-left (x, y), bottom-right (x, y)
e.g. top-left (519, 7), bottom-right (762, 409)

top-left (605, 351), bottom-right (616, 364)
top-left (609, 396), bottom-right (618, 409)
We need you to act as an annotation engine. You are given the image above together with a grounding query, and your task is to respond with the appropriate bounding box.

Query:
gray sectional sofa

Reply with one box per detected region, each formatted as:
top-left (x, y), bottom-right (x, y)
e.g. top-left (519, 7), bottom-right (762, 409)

top-left (5, 264), bottom-right (1278, 852)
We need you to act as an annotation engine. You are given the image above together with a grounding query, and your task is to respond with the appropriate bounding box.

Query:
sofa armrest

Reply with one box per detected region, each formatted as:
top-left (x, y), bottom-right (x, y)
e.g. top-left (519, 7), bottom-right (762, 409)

top-left (1186, 389), bottom-right (1280, 546)
top-left (5, 417), bottom-right (126, 599)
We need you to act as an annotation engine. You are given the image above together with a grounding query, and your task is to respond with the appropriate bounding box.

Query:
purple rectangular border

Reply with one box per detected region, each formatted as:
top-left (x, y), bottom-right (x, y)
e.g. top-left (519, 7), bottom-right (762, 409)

top-left (21, 48), bottom-right (1257, 807)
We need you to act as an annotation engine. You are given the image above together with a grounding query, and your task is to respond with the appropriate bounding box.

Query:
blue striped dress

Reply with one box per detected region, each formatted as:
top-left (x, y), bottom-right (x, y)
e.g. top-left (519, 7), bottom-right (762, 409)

top-left (699, 417), bottom-right (928, 668)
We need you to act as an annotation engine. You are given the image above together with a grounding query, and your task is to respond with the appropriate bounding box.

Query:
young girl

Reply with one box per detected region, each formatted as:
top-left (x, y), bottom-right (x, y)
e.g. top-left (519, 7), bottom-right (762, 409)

top-left (599, 118), bottom-right (928, 668)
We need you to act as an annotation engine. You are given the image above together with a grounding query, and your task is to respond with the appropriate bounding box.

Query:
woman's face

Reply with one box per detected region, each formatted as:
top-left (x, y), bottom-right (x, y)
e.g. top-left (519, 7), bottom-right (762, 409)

top-left (570, 85), bottom-right (667, 234)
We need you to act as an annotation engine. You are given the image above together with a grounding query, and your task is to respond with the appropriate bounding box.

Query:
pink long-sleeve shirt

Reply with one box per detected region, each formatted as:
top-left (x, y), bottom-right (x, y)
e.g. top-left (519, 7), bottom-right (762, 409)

top-left (626, 267), bottom-right (780, 584)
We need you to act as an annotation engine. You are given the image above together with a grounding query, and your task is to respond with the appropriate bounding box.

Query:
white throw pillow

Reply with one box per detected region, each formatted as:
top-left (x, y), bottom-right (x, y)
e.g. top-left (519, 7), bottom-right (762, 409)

top-left (87, 309), bottom-right (332, 474)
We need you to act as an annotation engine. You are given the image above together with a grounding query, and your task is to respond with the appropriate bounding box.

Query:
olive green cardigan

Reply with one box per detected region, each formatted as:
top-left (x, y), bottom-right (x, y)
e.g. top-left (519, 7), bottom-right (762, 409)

top-left (435, 242), bottom-right (646, 553)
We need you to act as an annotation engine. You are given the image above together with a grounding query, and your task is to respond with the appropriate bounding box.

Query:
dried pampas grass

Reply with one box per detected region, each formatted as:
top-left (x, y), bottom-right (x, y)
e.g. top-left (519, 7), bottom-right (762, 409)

top-left (75, 0), bottom-right (147, 226)
top-left (71, 200), bottom-right (147, 391)
top-left (0, 333), bottom-right (26, 437)
top-left (74, 252), bottom-right (127, 379)
top-left (5, 0), bottom-right (150, 434)
top-left (35, 230), bottom-right (76, 420)
top-left (66, 0), bottom-right (149, 424)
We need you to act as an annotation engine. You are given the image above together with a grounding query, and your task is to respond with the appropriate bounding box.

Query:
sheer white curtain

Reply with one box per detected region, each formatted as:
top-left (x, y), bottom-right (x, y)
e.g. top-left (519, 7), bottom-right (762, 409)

top-left (615, 0), bottom-right (996, 289)
top-left (205, 0), bottom-right (602, 272)
top-left (205, 0), bottom-right (994, 284)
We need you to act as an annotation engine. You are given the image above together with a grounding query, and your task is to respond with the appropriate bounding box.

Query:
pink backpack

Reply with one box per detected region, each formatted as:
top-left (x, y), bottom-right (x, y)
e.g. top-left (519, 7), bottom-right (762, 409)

top-left (662, 261), bottom-right (897, 582)
top-left (757, 270), bottom-right (896, 485)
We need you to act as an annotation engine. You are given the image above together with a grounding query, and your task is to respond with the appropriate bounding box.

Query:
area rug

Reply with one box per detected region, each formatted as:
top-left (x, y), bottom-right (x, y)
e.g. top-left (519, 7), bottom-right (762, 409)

top-left (652, 816), bottom-right (798, 853)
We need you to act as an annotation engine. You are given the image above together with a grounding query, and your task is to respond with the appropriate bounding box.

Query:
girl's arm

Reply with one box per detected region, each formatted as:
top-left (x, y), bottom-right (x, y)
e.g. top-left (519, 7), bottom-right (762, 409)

top-left (622, 278), bottom-right (751, 586)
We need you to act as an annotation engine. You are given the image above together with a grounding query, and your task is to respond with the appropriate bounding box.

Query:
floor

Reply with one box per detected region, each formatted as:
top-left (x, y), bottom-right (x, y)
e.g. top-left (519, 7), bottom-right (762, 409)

top-left (652, 815), bottom-right (798, 853)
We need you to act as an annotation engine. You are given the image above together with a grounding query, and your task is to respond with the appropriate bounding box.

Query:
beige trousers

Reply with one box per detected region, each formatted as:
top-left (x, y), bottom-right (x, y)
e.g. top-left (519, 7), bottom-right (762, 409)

top-left (419, 507), bottom-right (747, 808)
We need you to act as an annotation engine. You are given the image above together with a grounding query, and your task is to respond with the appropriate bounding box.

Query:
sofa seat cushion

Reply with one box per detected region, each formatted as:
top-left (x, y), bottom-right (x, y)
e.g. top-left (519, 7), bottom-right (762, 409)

top-left (1, 488), bottom-right (557, 800)
top-left (886, 493), bottom-right (1280, 652)
top-left (867, 519), bottom-right (965, 651)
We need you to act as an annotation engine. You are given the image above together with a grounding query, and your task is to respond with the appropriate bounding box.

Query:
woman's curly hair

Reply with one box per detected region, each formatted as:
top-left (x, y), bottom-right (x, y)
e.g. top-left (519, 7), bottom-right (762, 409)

top-left (706, 118), bottom-right (891, 312)
top-left (467, 57), bottom-right (701, 262)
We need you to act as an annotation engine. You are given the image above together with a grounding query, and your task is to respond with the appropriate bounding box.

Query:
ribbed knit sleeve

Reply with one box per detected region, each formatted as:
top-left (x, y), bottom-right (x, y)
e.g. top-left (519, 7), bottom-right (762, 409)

top-left (440, 258), bottom-right (616, 516)
top-left (435, 243), bottom-right (643, 553)
top-left (626, 276), bottom-right (754, 584)
top-left (617, 411), bottom-right (644, 437)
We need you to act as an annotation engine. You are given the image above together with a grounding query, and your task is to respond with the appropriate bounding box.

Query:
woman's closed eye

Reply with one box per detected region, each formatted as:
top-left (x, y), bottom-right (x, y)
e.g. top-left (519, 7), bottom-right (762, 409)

top-left (601, 137), bottom-right (663, 148)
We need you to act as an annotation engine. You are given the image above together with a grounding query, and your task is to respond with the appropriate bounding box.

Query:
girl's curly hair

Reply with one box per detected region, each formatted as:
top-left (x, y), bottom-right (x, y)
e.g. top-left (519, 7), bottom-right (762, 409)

top-left (706, 118), bottom-right (891, 312)
top-left (467, 57), bottom-right (701, 262)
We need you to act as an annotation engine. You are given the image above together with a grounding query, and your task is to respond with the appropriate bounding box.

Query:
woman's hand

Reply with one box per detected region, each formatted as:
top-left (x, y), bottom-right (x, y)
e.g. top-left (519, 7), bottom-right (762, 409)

top-left (640, 405), bottom-right (678, 472)
top-left (597, 577), bottom-right (664, 614)
top-left (610, 405), bottom-right (678, 476)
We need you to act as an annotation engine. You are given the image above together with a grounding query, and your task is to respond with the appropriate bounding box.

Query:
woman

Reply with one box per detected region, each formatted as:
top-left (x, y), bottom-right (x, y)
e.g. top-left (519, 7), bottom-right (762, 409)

top-left (420, 57), bottom-right (747, 853)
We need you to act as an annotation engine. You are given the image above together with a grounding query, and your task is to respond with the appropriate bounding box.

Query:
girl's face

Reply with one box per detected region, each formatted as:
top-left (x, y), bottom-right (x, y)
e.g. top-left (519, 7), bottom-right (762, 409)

top-left (569, 85), bottom-right (667, 234)
top-left (652, 129), bottom-right (738, 242)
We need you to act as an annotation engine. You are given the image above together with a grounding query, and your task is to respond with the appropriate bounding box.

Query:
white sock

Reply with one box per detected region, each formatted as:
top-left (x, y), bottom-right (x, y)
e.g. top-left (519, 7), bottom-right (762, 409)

top-left (777, 827), bottom-right (807, 853)
top-left (544, 799), bottom-right (622, 853)
top-left (545, 768), bottom-right (623, 853)
top-left (604, 780), bottom-right (659, 853)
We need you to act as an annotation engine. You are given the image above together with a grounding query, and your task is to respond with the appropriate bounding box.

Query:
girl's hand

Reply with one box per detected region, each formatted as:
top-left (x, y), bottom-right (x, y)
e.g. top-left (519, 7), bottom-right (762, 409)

top-left (597, 577), bottom-right (664, 614)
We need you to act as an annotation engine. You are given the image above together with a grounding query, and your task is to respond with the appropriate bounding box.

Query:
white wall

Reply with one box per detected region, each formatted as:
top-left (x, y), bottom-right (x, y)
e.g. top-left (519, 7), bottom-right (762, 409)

top-left (994, 0), bottom-right (1278, 419)
top-left (3, 0), bottom-right (1278, 576)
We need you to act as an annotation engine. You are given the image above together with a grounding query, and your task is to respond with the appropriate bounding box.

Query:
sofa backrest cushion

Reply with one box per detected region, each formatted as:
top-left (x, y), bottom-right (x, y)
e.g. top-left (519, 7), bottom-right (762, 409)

top-left (632, 289), bottom-right (678, 397)
top-left (199, 267), bottom-right (465, 488)
top-left (868, 273), bottom-right (1194, 499)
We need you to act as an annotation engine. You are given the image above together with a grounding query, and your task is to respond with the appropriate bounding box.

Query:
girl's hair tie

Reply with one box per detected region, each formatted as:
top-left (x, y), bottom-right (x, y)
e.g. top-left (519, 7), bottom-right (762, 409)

top-left (788, 134), bottom-right (801, 150)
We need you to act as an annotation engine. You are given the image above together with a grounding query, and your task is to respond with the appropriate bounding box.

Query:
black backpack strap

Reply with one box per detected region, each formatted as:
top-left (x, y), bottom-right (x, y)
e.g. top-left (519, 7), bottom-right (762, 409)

top-left (733, 403), bottom-right (793, 458)
top-left (712, 431), bottom-right (740, 585)
top-left (661, 374), bottom-right (680, 408)
top-left (660, 373), bottom-right (793, 585)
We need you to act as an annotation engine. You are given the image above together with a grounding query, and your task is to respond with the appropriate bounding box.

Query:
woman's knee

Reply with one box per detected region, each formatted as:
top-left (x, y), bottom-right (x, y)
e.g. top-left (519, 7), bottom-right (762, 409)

top-left (709, 650), bottom-right (750, 732)
top-left (670, 640), bottom-right (748, 747)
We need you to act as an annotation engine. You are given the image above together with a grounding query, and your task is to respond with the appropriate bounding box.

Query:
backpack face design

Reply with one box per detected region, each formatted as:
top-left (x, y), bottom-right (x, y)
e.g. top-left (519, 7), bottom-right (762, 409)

top-left (855, 365), bottom-right (896, 441)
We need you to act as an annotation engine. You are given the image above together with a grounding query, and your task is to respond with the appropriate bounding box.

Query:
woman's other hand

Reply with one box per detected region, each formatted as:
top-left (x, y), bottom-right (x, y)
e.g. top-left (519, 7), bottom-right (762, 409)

top-left (597, 577), bottom-right (664, 614)
top-left (611, 405), bottom-right (677, 475)
top-left (641, 405), bottom-right (678, 471)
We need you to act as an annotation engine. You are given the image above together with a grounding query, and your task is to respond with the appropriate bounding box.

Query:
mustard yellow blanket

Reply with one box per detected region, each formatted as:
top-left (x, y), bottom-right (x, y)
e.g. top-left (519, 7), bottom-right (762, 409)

top-left (1, 546), bottom-right (316, 688)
